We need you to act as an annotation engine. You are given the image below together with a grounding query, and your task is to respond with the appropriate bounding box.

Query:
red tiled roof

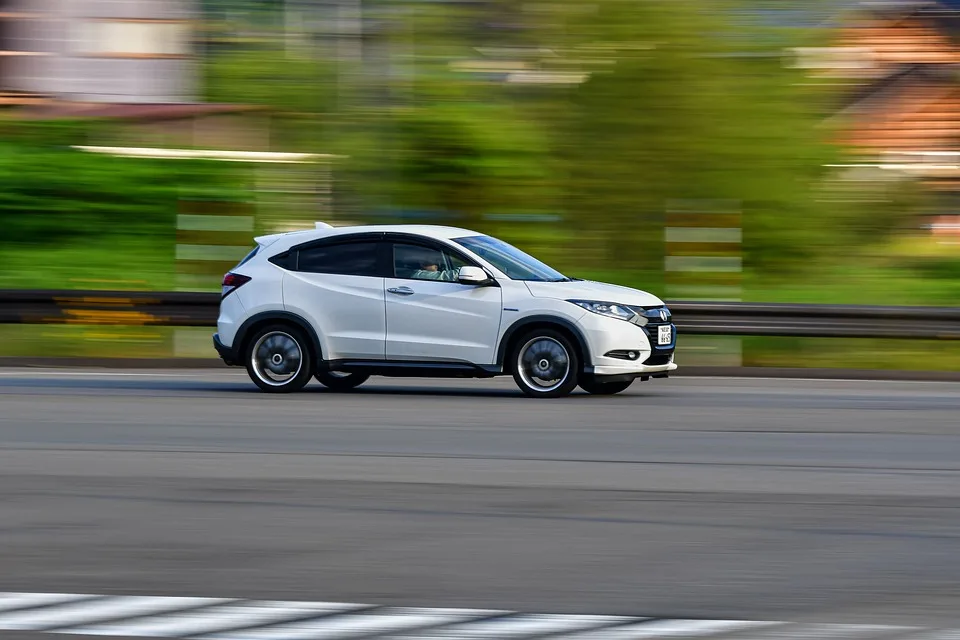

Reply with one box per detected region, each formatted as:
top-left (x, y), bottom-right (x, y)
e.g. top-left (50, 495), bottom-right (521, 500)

top-left (841, 83), bottom-right (960, 152)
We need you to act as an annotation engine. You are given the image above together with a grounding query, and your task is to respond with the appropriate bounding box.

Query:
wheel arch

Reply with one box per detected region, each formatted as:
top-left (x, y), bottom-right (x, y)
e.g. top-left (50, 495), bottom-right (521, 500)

top-left (497, 315), bottom-right (591, 374)
top-left (234, 311), bottom-right (324, 366)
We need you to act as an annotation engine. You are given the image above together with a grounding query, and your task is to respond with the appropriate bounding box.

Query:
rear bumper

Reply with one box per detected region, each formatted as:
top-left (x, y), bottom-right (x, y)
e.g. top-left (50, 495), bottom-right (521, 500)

top-left (213, 333), bottom-right (240, 366)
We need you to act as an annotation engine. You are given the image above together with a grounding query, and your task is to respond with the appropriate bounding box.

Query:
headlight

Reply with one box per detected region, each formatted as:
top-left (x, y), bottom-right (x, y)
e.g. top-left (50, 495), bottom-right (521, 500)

top-left (568, 300), bottom-right (637, 322)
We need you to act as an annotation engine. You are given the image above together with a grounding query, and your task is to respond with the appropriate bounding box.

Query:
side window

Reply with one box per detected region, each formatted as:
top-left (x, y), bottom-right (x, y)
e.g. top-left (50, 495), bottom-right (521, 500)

top-left (297, 241), bottom-right (379, 276)
top-left (393, 243), bottom-right (469, 282)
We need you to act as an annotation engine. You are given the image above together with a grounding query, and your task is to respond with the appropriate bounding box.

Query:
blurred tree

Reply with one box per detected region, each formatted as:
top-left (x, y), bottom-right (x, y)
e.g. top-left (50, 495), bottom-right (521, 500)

top-left (203, 46), bottom-right (339, 151)
top-left (523, 0), bottom-right (858, 274)
top-left (334, 1), bottom-right (557, 227)
top-left (200, 0), bottom-right (918, 279)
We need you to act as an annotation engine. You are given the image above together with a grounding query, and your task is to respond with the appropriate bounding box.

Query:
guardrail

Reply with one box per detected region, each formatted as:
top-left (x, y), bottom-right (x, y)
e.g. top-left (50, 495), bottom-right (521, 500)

top-left (2, 290), bottom-right (959, 340)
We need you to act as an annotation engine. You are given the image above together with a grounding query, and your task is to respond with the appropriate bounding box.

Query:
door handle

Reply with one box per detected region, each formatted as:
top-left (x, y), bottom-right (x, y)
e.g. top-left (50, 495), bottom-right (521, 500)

top-left (387, 286), bottom-right (415, 296)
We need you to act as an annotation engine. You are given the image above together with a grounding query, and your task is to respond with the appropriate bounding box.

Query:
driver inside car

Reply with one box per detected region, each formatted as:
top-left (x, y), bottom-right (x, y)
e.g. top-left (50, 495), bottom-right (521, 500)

top-left (411, 258), bottom-right (459, 282)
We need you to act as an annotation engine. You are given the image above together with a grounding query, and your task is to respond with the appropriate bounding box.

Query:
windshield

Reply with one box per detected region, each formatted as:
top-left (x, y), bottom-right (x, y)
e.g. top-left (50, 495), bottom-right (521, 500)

top-left (453, 235), bottom-right (569, 282)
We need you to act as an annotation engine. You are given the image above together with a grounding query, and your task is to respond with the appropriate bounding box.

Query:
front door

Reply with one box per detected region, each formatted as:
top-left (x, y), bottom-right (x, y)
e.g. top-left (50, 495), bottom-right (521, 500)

top-left (384, 241), bottom-right (503, 364)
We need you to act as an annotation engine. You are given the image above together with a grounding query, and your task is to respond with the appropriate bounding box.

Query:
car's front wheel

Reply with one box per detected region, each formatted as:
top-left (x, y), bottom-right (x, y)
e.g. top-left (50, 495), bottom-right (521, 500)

top-left (512, 329), bottom-right (580, 398)
top-left (579, 377), bottom-right (634, 395)
top-left (314, 370), bottom-right (369, 391)
top-left (245, 325), bottom-right (313, 393)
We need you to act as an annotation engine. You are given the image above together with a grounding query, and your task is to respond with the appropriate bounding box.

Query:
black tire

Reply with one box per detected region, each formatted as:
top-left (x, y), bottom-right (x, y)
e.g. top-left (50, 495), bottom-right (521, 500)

top-left (314, 370), bottom-right (370, 391)
top-left (579, 377), bottom-right (634, 395)
top-left (244, 324), bottom-right (313, 393)
top-left (511, 329), bottom-right (580, 398)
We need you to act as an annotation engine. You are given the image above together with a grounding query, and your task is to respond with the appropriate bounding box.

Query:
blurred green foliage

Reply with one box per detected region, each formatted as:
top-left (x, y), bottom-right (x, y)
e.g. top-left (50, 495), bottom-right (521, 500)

top-left (0, 122), bottom-right (247, 246)
top-left (1, 0), bottom-right (954, 315)
top-left (321, 0), bottom-right (935, 278)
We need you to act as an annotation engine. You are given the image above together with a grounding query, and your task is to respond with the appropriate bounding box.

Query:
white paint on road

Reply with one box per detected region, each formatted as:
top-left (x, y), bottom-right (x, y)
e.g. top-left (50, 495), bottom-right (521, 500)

top-left (0, 592), bottom-right (99, 613)
top-left (200, 607), bottom-right (498, 639)
top-left (0, 591), bottom-right (940, 640)
top-left (552, 619), bottom-right (781, 639)
top-left (0, 596), bottom-right (230, 631)
top-left (60, 600), bottom-right (365, 637)
top-left (386, 613), bottom-right (638, 638)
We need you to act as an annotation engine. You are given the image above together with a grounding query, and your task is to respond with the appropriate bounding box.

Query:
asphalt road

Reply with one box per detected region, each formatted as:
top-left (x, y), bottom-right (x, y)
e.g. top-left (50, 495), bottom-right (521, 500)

top-left (1, 369), bottom-right (960, 632)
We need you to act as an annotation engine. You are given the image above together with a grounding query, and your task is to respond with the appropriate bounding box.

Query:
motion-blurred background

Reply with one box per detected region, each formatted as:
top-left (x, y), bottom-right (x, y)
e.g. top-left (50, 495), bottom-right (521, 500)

top-left (0, 0), bottom-right (957, 370)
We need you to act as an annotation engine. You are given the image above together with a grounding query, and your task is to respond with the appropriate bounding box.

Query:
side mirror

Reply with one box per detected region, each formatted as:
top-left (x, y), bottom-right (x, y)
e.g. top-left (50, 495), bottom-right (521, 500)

top-left (458, 266), bottom-right (492, 286)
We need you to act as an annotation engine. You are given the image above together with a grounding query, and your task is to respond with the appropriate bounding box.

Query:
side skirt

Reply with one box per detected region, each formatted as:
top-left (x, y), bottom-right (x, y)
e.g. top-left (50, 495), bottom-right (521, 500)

top-left (324, 360), bottom-right (503, 379)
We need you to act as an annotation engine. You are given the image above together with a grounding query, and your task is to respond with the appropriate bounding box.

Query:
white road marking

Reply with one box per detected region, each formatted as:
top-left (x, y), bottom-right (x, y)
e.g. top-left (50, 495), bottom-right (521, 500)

top-left (200, 607), bottom-right (503, 640)
top-left (0, 596), bottom-right (230, 631)
top-left (549, 619), bottom-right (782, 639)
top-left (0, 593), bottom-right (99, 613)
top-left (58, 600), bottom-right (365, 637)
top-left (0, 592), bottom-right (947, 640)
top-left (386, 613), bottom-right (639, 638)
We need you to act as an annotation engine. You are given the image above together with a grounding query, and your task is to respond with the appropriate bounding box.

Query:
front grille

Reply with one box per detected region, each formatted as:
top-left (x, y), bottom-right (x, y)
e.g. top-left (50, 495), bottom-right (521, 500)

top-left (630, 305), bottom-right (673, 323)
top-left (642, 322), bottom-right (676, 351)
top-left (643, 353), bottom-right (673, 366)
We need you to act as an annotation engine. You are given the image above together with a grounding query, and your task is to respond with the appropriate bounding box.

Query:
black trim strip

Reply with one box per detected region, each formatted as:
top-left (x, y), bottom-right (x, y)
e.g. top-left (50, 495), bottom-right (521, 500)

top-left (327, 359), bottom-right (500, 379)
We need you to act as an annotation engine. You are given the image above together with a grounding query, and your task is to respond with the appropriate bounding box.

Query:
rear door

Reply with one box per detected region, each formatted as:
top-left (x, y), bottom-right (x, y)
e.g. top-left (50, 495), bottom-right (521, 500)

top-left (384, 239), bottom-right (503, 365)
top-left (281, 237), bottom-right (386, 361)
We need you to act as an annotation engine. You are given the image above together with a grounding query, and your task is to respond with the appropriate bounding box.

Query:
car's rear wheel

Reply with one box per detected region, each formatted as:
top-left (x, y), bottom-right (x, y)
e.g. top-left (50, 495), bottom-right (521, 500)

top-left (579, 377), bottom-right (634, 395)
top-left (314, 370), bottom-right (369, 391)
top-left (512, 330), bottom-right (579, 398)
top-left (245, 325), bottom-right (313, 393)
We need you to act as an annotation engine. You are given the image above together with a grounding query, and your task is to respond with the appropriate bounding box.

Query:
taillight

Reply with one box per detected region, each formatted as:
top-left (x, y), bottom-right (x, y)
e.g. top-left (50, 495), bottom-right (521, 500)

top-left (221, 272), bottom-right (251, 298)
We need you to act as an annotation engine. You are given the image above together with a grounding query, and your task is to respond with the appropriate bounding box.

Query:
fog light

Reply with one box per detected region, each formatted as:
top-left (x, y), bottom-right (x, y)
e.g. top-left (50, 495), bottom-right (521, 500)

top-left (604, 349), bottom-right (643, 361)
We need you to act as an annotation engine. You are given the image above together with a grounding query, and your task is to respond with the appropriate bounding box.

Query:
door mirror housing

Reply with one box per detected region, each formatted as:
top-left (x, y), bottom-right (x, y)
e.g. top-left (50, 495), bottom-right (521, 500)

top-left (458, 266), bottom-right (492, 286)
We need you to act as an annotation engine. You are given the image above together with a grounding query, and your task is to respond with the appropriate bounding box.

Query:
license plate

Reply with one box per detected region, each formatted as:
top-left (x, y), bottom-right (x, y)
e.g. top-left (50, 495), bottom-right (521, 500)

top-left (658, 325), bottom-right (672, 345)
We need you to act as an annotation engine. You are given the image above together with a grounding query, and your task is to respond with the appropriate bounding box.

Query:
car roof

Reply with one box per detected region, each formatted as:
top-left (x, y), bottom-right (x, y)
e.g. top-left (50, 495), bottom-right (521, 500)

top-left (256, 224), bottom-right (485, 252)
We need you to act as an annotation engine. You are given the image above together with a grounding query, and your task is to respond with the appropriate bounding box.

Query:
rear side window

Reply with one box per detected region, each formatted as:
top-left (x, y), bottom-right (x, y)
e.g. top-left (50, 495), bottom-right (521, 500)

top-left (234, 246), bottom-right (259, 269)
top-left (268, 251), bottom-right (295, 270)
top-left (297, 241), bottom-right (379, 276)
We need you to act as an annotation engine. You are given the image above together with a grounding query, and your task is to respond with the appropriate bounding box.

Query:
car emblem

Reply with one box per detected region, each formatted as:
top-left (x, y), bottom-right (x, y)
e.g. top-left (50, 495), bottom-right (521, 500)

top-left (659, 309), bottom-right (668, 322)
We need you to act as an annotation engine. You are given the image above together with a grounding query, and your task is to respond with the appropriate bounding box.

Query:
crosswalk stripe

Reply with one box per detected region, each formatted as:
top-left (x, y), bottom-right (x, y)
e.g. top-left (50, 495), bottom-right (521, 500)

top-left (0, 592), bottom-right (951, 640)
top-left (0, 593), bottom-right (100, 614)
top-left (200, 607), bottom-right (504, 640)
top-left (0, 596), bottom-right (230, 631)
top-left (57, 600), bottom-right (366, 637)
top-left (548, 619), bottom-right (783, 639)
top-left (385, 613), bottom-right (640, 639)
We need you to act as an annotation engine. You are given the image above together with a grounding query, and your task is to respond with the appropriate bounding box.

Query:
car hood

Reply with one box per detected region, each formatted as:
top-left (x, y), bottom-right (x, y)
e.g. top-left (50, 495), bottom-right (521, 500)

top-left (524, 280), bottom-right (665, 308)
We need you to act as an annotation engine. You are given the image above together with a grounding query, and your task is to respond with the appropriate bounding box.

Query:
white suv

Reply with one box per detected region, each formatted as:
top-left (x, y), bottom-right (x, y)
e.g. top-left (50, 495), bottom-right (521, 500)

top-left (213, 224), bottom-right (677, 397)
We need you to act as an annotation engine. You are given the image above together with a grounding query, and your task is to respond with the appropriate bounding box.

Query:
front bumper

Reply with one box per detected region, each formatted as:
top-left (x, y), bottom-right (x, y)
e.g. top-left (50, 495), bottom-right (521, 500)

top-left (578, 312), bottom-right (677, 377)
top-left (590, 361), bottom-right (677, 377)
top-left (213, 333), bottom-right (240, 366)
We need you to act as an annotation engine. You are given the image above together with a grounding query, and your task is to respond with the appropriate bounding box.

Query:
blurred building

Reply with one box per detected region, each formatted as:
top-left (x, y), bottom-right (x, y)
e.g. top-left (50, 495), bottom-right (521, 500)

top-left (1, 0), bottom-right (198, 103)
top-left (0, 0), bottom-right (277, 154)
top-left (798, 0), bottom-right (960, 236)
top-left (834, 0), bottom-right (960, 155)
